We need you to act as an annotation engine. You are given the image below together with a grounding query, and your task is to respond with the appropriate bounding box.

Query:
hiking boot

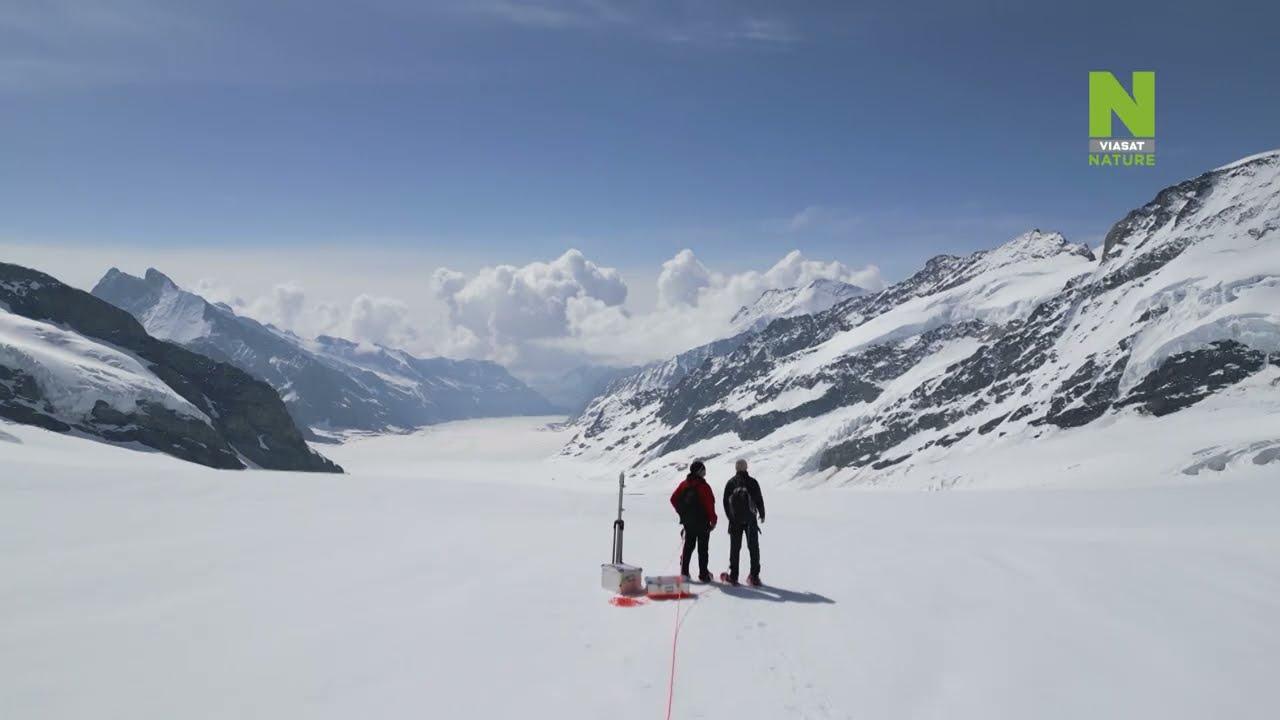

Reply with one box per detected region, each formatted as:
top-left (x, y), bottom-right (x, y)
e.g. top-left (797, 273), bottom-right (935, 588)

top-left (698, 571), bottom-right (713, 583)
top-left (719, 572), bottom-right (738, 586)
top-left (747, 574), bottom-right (762, 587)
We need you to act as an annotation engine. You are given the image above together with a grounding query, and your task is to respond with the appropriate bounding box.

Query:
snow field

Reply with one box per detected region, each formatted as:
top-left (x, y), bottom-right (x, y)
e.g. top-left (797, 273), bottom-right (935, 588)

top-left (3, 416), bottom-right (1280, 719)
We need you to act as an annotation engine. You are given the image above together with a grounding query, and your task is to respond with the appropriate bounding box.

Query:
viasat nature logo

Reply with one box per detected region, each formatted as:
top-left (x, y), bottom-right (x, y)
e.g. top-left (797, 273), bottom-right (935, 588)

top-left (1089, 71), bottom-right (1156, 167)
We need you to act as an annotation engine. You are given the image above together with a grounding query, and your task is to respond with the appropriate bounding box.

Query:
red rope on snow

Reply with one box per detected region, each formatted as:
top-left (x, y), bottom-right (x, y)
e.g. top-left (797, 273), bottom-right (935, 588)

top-left (664, 531), bottom-right (700, 719)
top-left (665, 573), bottom-right (681, 720)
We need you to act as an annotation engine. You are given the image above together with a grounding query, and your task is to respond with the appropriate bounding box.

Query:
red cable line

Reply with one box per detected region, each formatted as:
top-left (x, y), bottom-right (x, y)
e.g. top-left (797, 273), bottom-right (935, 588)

top-left (664, 535), bottom-right (683, 720)
top-left (665, 585), bottom-right (681, 720)
top-left (664, 532), bottom-right (703, 719)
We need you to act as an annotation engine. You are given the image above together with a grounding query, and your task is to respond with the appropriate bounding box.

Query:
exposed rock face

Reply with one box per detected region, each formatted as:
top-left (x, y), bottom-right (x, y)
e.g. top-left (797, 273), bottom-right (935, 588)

top-left (0, 262), bottom-right (341, 472)
top-left (562, 152), bottom-right (1280, 485)
top-left (1115, 340), bottom-right (1277, 417)
top-left (92, 268), bottom-right (555, 434)
top-left (567, 279), bottom-right (876, 438)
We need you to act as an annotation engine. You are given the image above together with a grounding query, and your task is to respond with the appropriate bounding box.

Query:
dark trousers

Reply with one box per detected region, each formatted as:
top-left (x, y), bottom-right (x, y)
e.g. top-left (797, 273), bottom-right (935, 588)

top-left (680, 526), bottom-right (710, 577)
top-left (728, 523), bottom-right (760, 580)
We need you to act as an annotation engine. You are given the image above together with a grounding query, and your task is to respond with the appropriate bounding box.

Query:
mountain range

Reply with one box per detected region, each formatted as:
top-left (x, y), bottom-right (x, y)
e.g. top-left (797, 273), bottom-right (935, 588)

top-left (0, 263), bottom-right (341, 472)
top-left (92, 268), bottom-right (555, 435)
top-left (5, 151), bottom-right (1278, 480)
top-left (562, 151), bottom-right (1280, 486)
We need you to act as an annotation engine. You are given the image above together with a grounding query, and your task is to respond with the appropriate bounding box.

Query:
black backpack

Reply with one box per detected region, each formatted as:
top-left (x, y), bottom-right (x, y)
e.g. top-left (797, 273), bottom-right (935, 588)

top-left (728, 479), bottom-right (755, 522)
top-left (675, 481), bottom-right (704, 525)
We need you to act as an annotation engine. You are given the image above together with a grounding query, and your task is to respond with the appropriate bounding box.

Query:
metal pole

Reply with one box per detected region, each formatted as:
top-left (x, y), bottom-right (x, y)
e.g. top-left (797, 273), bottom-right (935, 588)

top-left (612, 471), bottom-right (626, 564)
top-left (617, 472), bottom-right (625, 522)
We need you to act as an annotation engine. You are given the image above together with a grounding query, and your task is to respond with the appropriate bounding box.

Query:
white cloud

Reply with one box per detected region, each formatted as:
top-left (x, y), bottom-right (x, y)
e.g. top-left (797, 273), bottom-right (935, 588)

top-left (2, 237), bottom-right (880, 380)
top-left (246, 284), bottom-right (306, 331)
top-left (757, 249), bottom-right (882, 291)
top-left (731, 16), bottom-right (798, 44)
top-left (657, 249), bottom-right (711, 307)
top-left (550, 248), bottom-right (882, 365)
top-left (460, 0), bottom-right (798, 47)
top-left (179, 276), bottom-right (417, 348)
top-left (432, 248), bottom-right (628, 366)
top-left (348, 294), bottom-right (417, 347)
top-left (427, 246), bottom-right (878, 374)
top-left (465, 0), bottom-right (623, 29)
top-left (785, 205), bottom-right (861, 234)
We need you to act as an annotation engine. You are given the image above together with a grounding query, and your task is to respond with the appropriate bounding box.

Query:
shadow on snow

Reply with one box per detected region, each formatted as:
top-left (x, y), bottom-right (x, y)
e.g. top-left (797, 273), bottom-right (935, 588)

top-left (717, 584), bottom-right (836, 604)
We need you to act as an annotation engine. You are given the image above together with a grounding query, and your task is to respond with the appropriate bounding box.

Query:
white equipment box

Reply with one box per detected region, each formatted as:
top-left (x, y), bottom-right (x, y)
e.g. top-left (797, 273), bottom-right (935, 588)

top-left (645, 575), bottom-right (690, 599)
top-left (601, 563), bottom-right (644, 595)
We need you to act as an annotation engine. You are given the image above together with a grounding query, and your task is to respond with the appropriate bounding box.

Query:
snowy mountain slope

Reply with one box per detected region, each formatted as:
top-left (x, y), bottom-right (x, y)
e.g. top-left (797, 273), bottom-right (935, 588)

top-left (728, 277), bottom-right (867, 333)
top-left (564, 229), bottom-right (1095, 474)
top-left (0, 310), bottom-right (206, 422)
top-left (5, 416), bottom-right (1280, 719)
top-left (92, 269), bottom-right (555, 433)
top-left (563, 151), bottom-right (1280, 486)
top-left (569, 278), bottom-right (867, 438)
top-left (307, 334), bottom-right (556, 421)
top-left (0, 263), bottom-right (341, 471)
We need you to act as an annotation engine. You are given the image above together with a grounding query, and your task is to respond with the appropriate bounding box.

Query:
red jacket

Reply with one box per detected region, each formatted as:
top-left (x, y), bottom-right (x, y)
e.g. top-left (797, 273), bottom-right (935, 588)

top-left (670, 475), bottom-right (717, 527)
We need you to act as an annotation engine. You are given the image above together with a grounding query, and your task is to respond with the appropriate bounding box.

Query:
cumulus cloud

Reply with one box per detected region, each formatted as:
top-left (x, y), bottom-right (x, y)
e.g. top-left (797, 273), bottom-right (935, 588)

top-left (657, 249), bottom-right (712, 307)
top-left (432, 248), bottom-right (628, 365)
top-left (199, 279), bottom-right (420, 349)
top-left (545, 248), bottom-right (881, 364)
top-left (753, 249), bottom-right (882, 294)
top-left (246, 284), bottom-right (306, 331)
top-left (348, 294), bottom-right (418, 347)
top-left (170, 245), bottom-right (879, 382)
top-left (660, 247), bottom-right (883, 314)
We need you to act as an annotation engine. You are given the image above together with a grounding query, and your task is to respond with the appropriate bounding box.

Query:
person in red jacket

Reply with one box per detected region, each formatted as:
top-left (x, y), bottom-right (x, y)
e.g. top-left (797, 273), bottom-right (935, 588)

top-left (670, 460), bottom-right (718, 582)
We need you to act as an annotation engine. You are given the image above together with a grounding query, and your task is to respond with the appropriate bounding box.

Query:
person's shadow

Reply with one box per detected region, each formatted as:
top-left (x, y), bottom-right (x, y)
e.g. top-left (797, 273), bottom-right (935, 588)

top-left (718, 584), bottom-right (836, 604)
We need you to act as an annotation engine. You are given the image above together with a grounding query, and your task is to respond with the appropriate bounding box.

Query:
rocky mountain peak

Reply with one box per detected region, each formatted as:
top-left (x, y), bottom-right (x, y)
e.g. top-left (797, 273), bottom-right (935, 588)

top-left (982, 230), bottom-right (1095, 268)
top-left (143, 268), bottom-right (178, 289)
top-left (730, 278), bottom-right (866, 332)
top-left (1102, 149), bottom-right (1280, 261)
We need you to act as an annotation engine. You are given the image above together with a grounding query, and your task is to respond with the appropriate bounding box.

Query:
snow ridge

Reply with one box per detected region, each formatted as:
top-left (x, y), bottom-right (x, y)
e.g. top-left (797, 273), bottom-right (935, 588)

top-left (730, 278), bottom-right (867, 333)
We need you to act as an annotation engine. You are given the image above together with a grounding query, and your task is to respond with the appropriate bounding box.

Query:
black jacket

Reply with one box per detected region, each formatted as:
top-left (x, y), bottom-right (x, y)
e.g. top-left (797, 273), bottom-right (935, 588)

top-left (722, 472), bottom-right (765, 527)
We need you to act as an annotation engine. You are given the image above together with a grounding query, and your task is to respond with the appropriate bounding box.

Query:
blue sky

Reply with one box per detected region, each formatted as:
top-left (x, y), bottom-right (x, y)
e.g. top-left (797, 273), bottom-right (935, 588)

top-left (3, 0), bottom-right (1278, 283)
top-left (5, 0), bottom-right (1274, 280)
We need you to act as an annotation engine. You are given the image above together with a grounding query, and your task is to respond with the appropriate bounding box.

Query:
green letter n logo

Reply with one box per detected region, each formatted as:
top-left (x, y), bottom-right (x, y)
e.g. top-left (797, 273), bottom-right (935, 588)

top-left (1089, 71), bottom-right (1155, 138)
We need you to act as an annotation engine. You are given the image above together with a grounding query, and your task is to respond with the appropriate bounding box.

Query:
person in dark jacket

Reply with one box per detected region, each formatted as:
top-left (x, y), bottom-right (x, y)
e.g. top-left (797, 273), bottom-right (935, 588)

top-left (722, 459), bottom-right (765, 586)
top-left (670, 460), bottom-right (718, 582)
